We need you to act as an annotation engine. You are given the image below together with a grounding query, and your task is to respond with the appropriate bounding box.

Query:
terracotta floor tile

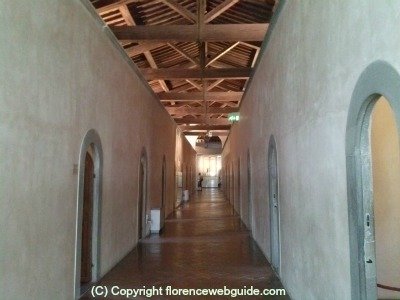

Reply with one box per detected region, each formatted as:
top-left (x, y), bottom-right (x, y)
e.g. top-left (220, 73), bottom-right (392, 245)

top-left (82, 189), bottom-right (289, 299)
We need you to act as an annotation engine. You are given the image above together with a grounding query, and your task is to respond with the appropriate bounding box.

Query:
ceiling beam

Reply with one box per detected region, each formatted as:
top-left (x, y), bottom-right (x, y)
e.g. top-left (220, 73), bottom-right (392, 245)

top-left (166, 106), bottom-right (238, 114)
top-left (184, 131), bottom-right (229, 136)
top-left (185, 79), bottom-right (202, 91)
top-left (97, 0), bottom-right (137, 14)
top-left (204, 0), bottom-right (239, 23)
top-left (206, 42), bottom-right (240, 67)
top-left (118, 3), bottom-right (170, 93)
top-left (179, 125), bottom-right (231, 131)
top-left (167, 43), bottom-right (200, 66)
top-left (207, 79), bottom-right (224, 91)
top-left (198, 0), bottom-right (207, 118)
top-left (142, 68), bottom-right (252, 80)
top-left (175, 117), bottom-right (230, 125)
top-left (119, 4), bottom-right (135, 25)
top-left (239, 41), bottom-right (261, 50)
top-left (125, 42), bottom-right (165, 57)
top-left (144, 51), bottom-right (170, 92)
top-left (162, 98), bottom-right (238, 103)
top-left (158, 91), bottom-right (243, 101)
top-left (161, 0), bottom-right (197, 23)
top-left (111, 24), bottom-right (268, 42)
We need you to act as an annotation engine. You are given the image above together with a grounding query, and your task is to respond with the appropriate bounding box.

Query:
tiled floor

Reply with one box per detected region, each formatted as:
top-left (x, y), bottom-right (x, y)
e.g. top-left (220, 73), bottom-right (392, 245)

top-left (82, 189), bottom-right (288, 299)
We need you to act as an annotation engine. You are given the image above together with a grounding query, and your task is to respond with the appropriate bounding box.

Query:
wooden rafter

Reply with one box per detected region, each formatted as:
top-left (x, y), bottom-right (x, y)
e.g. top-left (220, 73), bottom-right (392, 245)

top-left (204, 0), bottom-right (240, 23)
top-left (119, 4), bottom-right (135, 25)
top-left (129, 5), bottom-right (169, 92)
top-left (179, 125), bottom-right (231, 131)
top-left (206, 42), bottom-right (240, 67)
top-left (144, 52), bottom-right (170, 92)
top-left (111, 24), bottom-right (268, 42)
top-left (207, 79), bottom-right (225, 91)
top-left (175, 117), bottom-right (230, 125)
top-left (97, 0), bottom-right (137, 14)
top-left (158, 91), bottom-right (243, 101)
top-left (250, 48), bottom-right (260, 67)
top-left (239, 41), bottom-right (261, 50)
top-left (185, 79), bottom-right (202, 91)
top-left (142, 67), bottom-right (252, 80)
top-left (184, 131), bottom-right (229, 136)
top-left (166, 106), bottom-right (238, 114)
top-left (118, 4), bottom-right (170, 93)
top-left (125, 42), bottom-right (165, 57)
top-left (161, 0), bottom-right (197, 23)
top-left (167, 43), bottom-right (200, 66)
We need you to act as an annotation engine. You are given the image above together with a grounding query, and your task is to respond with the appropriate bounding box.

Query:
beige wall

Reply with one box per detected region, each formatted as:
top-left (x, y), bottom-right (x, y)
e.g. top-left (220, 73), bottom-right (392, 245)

top-left (372, 97), bottom-right (400, 299)
top-left (223, 1), bottom-right (400, 298)
top-left (0, 1), bottom-right (195, 299)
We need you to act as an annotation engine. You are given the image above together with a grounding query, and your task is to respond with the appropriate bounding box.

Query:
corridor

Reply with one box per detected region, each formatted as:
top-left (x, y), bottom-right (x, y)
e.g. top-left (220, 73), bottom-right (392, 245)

top-left (4, 1), bottom-right (400, 299)
top-left (83, 189), bottom-right (288, 299)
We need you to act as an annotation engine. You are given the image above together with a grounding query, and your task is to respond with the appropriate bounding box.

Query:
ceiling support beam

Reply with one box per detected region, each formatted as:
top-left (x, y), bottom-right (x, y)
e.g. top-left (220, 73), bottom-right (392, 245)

top-left (166, 107), bottom-right (238, 114)
top-left (142, 68), bottom-right (252, 80)
top-left (120, 4), bottom-right (170, 93)
top-left (206, 42), bottom-right (240, 67)
top-left (111, 24), bottom-right (268, 42)
top-left (125, 42), bottom-right (165, 57)
top-left (204, 0), bottom-right (240, 23)
top-left (240, 41), bottom-right (261, 50)
top-left (179, 125), bottom-right (231, 131)
top-left (175, 117), bottom-right (230, 125)
top-left (97, 0), bottom-right (137, 14)
top-left (167, 43), bottom-right (200, 66)
top-left (207, 79), bottom-right (224, 91)
top-left (184, 131), bottom-right (229, 136)
top-left (144, 52), bottom-right (169, 92)
top-left (119, 4), bottom-right (135, 25)
top-left (197, 0), bottom-right (207, 122)
top-left (161, 0), bottom-right (197, 23)
top-left (158, 91), bottom-right (243, 101)
top-left (185, 80), bottom-right (202, 91)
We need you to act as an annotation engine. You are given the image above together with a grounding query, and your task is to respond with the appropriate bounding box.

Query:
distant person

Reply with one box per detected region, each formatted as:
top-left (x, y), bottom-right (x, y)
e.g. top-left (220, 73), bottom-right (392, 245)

top-left (198, 173), bottom-right (203, 191)
top-left (218, 176), bottom-right (221, 188)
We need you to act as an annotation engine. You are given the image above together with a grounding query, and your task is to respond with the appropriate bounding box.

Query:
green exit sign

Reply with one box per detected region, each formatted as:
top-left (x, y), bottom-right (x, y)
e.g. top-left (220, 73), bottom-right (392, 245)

top-left (228, 113), bottom-right (240, 123)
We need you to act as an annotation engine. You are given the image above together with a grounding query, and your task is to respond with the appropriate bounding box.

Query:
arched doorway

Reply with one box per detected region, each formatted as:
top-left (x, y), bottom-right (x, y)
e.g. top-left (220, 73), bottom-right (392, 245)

top-left (161, 156), bottom-right (167, 219)
top-left (186, 165), bottom-right (189, 191)
top-left (349, 96), bottom-right (400, 299)
top-left (182, 164), bottom-right (186, 193)
top-left (231, 163), bottom-right (234, 208)
top-left (188, 165), bottom-right (192, 194)
top-left (225, 164), bottom-right (228, 197)
top-left (371, 97), bottom-right (400, 299)
top-left (81, 152), bottom-right (94, 285)
top-left (237, 158), bottom-right (241, 217)
top-left (247, 150), bottom-right (253, 233)
top-left (346, 61), bottom-right (400, 299)
top-left (138, 150), bottom-right (148, 240)
top-left (74, 129), bottom-right (103, 298)
top-left (268, 135), bottom-right (280, 274)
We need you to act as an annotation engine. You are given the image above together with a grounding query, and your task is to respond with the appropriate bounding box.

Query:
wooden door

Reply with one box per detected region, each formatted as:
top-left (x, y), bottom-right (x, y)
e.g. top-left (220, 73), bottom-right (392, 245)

top-left (81, 152), bottom-right (94, 284)
top-left (138, 162), bottom-right (144, 239)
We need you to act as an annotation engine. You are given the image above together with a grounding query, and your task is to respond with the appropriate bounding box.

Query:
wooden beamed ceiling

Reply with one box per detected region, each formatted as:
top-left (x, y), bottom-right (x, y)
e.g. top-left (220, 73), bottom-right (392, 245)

top-left (90, 0), bottom-right (275, 134)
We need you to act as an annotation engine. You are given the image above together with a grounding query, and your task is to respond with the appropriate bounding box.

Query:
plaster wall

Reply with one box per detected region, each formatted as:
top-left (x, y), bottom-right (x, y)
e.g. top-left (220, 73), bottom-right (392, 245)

top-left (0, 1), bottom-right (195, 299)
top-left (371, 97), bottom-right (400, 299)
top-left (222, 1), bottom-right (400, 298)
